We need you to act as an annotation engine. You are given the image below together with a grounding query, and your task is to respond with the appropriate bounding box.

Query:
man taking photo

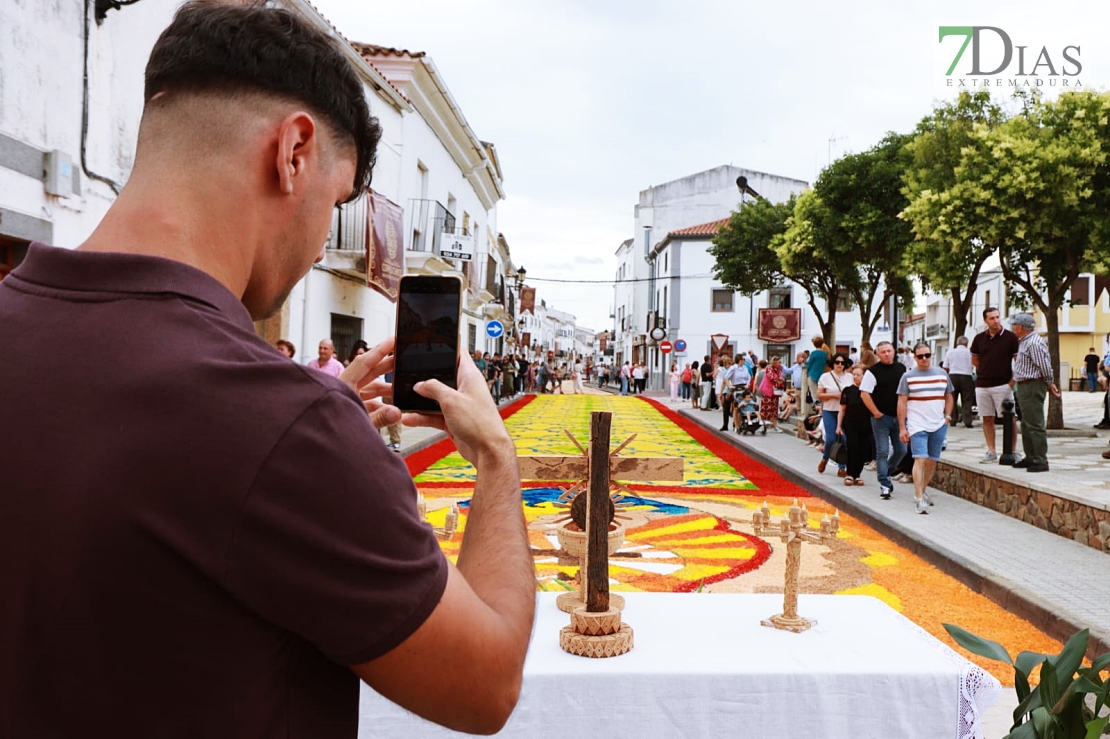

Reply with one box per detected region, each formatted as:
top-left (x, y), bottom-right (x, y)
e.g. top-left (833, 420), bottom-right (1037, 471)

top-left (0, 4), bottom-right (533, 737)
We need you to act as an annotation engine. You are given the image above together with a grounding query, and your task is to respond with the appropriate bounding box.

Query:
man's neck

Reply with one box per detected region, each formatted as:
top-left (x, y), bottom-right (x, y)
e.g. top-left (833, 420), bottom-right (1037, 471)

top-left (989, 326), bottom-right (1003, 336)
top-left (77, 171), bottom-right (259, 302)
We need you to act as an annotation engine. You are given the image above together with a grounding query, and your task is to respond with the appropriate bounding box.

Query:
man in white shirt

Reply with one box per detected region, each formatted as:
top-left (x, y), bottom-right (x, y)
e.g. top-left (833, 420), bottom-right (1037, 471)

top-left (898, 343), bottom-right (954, 515)
top-left (942, 336), bottom-right (975, 428)
top-left (789, 352), bottom-right (806, 393)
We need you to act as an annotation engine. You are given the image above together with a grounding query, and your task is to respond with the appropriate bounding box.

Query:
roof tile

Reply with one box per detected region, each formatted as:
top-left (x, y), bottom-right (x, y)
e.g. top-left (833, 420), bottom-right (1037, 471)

top-left (668, 218), bottom-right (731, 237)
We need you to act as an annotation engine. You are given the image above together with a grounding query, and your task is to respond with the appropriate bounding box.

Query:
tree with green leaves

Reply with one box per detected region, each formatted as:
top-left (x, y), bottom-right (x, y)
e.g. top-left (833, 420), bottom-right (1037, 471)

top-left (816, 132), bottom-right (916, 345)
top-left (709, 194), bottom-right (795, 297)
top-left (773, 190), bottom-right (849, 347)
top-left (711, 191), bottom-right (845, 347)
top-left (901, 91), bottom-right (1007, 340)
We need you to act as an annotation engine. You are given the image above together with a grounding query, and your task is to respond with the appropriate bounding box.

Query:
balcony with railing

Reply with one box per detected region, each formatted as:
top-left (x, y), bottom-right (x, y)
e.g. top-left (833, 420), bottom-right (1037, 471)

top-left (925, 322), bottom-right (949, 339)
top-left (408, 199), bottom-right (456, 257)
top-left (322, 194), bottom-right (369, 278)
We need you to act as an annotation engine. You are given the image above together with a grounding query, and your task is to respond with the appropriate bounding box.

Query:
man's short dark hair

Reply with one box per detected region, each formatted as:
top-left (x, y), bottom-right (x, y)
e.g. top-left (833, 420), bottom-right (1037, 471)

top-left (983, 306), bottom-right (999, 318)
top-left (144, 0), bottom-right (380, 200)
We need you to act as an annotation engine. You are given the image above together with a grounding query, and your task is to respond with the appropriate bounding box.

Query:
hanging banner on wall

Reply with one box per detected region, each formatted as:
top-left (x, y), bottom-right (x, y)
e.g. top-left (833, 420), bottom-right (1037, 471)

top-left (757, 308), bottom-right (802, 342)
top-left (366, 190), bottom-right (405, 302)
top-left (520, 286), bottom-right (536, 315)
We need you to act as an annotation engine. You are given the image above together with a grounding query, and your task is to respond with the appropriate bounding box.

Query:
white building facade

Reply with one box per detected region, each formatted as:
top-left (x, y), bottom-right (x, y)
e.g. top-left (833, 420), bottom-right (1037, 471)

top-left (613, 165), bottom-right (909, 389)
top-left (0, 0), bottom-right (183, 287)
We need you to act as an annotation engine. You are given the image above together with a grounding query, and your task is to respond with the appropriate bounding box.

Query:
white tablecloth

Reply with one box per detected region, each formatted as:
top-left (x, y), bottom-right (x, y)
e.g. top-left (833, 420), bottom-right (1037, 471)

top-left (359, 592), bottom-right (1000, 739)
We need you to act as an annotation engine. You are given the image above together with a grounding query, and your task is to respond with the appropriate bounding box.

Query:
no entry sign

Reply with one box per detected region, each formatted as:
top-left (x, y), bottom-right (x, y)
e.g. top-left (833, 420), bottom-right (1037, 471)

top-left (660, 340), bottom-right (673, 354)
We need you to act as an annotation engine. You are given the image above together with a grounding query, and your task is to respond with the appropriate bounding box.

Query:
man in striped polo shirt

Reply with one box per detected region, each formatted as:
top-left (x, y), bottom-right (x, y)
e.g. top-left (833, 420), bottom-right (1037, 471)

top-left (897, 343), bottom-right (954, 515)
top-left (1010, 312), bottom-right (1061, 473)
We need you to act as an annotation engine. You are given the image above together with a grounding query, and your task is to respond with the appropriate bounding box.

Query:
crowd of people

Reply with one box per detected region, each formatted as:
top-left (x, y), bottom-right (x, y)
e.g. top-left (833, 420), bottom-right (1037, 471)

top-left (784, 307), bottom-right (1071, 514)
top-left (292, 342), bottom-right (602, 403)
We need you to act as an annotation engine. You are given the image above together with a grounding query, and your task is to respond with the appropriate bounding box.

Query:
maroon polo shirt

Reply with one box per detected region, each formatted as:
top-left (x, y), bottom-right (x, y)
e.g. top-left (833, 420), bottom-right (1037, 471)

top-left (0, 244), bottom-right (448, 738)
top-left (970, 327), bottom-right (1020, 388)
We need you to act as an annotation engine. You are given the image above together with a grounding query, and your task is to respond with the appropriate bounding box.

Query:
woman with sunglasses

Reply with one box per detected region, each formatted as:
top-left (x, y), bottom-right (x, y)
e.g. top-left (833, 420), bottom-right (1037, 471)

top-left (817, 352), bottom-right (852, 476)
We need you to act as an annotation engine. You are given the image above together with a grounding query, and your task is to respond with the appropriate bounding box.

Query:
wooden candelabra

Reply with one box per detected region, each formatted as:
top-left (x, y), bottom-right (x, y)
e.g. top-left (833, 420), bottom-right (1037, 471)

top-left (752, 499), bottom-right (840, 633)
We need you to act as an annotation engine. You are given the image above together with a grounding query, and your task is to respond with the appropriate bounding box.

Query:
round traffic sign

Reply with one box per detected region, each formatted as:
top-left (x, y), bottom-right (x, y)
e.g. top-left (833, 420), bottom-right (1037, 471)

top-left (659, 340), bottom-right (673, 354)
top-left (485, 320), bottom-right (504, 339)
top-left (674, 339), bottom-right (687, 352)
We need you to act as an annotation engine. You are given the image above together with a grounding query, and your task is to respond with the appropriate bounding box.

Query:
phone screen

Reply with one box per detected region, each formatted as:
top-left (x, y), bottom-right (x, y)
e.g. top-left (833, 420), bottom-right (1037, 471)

top-left (392, 275), bottom-right (462, 413)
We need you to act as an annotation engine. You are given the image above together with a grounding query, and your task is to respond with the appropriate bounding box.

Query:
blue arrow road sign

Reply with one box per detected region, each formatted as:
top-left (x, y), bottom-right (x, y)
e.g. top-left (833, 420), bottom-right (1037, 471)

top-left (674, 339), bottom-right (687, 352)
top-left (485, 320), bottom-right (504, 339)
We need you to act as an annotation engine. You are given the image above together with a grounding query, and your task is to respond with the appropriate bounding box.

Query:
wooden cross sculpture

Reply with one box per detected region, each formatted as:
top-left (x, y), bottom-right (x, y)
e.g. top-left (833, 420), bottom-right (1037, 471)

top-left (518, 410), bottom-right (683, 658)
top-left (752, 499), bottom-right (840, 633)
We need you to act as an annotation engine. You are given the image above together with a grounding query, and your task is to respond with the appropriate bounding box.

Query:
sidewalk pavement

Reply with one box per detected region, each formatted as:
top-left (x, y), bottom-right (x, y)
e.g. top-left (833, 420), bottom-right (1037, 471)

top-left (667, 391), bottom-right (1110, 658)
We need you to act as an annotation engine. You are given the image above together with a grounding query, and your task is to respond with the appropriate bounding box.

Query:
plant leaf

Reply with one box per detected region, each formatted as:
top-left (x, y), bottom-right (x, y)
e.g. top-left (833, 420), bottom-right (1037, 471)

top-left (1051, 629), bottom-right (1090, 685)
top-left (1007, 718), bottom-right (1039, 739)
top-left (1088, 652), bottom-right (1110, 674)
top-left (944, 623), bottom-right (1014, 664)
top-left (1017, 650), bottom-right (1052, 677)
top-left (1040, 660), bottom-right (1061, 715)
top-left (1015, 667), bottom-right (1032, 705)
top-left (1014, 686), bottom-right (1044, 726)
top-left (1030, 706), bottom-right (1053, 737)
top-left (1084, 715), bottom-right (1108, 739)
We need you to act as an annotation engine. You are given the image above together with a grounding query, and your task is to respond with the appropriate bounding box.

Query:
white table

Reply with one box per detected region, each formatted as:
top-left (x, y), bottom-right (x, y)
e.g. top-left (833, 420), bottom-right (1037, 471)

top-left (359, 593), bottom-right (1000, 739)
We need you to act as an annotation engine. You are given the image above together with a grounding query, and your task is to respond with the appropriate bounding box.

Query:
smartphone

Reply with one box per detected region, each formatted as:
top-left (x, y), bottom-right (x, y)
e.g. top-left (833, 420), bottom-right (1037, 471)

top-left (392, 274), bottom-right (463, 413)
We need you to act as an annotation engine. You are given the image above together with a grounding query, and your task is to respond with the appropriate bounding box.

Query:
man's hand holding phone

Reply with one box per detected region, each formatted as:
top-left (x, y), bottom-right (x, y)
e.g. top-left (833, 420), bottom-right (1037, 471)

top-left (341, 337), bottom-right (402, 431)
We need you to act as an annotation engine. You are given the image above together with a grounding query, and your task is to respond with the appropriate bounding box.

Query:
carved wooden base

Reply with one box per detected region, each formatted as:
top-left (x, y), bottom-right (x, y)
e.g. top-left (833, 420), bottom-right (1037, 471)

top-left (570, 605), bottom-right (623, 636)
top-left (761, 613), bottom-right (817, 633)
top-left (556, 591), bottom-right (625, 614)
top-left (556, 521), bottom-right (625, 560)
top-left (560, 623), bottom-right (634, 658)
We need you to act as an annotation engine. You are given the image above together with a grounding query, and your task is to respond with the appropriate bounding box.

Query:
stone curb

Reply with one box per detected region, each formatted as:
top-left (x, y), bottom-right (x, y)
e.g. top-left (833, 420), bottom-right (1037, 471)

top-left (399, 431), bottom-right (447, 457)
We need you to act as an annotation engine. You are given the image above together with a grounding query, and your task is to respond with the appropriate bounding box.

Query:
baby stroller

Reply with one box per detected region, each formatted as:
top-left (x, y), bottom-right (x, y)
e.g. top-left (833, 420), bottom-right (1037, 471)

top-left (732, 387), bottom-right (763, 436)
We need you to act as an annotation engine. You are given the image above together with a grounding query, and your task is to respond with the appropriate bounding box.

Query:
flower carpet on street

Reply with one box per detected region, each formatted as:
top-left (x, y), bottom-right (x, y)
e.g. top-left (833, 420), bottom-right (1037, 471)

top-left (407, 394), bottom-right (1060, 683)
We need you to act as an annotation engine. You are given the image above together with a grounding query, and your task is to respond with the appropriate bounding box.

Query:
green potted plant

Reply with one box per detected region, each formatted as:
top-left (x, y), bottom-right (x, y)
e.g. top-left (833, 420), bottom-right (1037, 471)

top-left (943, 624), bottom-right (1110, 738)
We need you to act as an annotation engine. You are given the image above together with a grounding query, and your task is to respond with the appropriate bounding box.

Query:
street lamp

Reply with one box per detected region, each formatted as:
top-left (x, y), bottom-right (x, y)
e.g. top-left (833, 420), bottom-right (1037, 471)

top-left (514, 266), bottom-right (528, 358)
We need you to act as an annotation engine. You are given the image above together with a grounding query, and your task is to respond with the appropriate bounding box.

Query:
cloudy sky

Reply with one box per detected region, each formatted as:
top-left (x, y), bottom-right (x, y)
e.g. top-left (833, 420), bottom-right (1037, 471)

top-left (308, 0), bottom-right (1107, 331)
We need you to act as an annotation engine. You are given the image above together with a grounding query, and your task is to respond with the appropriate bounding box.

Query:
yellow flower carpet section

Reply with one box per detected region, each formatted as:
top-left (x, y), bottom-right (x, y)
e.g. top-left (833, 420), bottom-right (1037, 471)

top-left (415, 394), bottom-right (757, 489)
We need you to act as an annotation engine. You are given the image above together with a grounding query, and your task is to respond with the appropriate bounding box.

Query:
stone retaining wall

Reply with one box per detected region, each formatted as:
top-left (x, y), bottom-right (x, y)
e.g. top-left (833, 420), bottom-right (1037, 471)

top-left (931, 463), bottom-right (1110, 553)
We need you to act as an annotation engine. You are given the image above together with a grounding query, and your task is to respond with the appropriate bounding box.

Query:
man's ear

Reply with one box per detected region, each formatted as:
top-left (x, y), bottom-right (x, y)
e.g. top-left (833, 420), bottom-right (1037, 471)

top-left (274, 111), bottom-right (317, 195)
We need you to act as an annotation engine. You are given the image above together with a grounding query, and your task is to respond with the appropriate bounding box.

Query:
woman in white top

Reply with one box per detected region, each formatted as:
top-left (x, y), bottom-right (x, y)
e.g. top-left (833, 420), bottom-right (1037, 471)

top-left (571, 362), bottom-right (584, 394)
top-left (817, 352), bottom-right (851, 476)
top-left (631, 363), bottom-right (644, 395)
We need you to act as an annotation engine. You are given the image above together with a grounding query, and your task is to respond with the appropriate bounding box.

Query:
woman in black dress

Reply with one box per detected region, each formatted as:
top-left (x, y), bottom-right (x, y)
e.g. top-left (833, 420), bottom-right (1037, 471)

top-left (836, 365), bottom-right (875, 486)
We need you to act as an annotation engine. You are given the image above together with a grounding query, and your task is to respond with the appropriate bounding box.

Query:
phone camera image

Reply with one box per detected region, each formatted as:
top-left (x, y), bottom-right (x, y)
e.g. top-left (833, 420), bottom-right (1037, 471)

top-left (393, 276), bottom-right (461, 413)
